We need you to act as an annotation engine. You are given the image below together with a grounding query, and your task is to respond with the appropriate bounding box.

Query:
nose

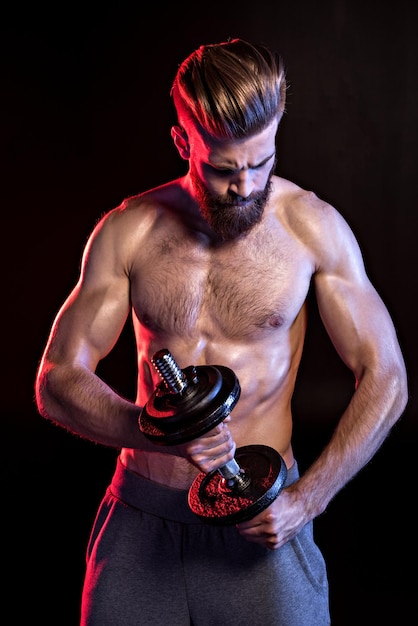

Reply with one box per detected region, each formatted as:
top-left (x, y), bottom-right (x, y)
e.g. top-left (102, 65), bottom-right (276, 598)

top-left (228, 170), bottom-right (254, 199)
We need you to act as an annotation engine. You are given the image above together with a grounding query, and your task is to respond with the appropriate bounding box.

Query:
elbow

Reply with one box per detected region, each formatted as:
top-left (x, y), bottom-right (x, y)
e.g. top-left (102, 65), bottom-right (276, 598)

top-left (389, 356), bottom-right (409, 420)
top-left (357, 352), bottom-right (408, 421)
top-left (34, 360), bottom-right (55, 421)
top-left (397, 363), bottom-right (409, 414)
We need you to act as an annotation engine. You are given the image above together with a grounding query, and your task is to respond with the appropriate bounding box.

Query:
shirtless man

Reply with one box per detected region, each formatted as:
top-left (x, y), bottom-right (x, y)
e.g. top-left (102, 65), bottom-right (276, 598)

top-left (35, 39), bottom-right (408, 625)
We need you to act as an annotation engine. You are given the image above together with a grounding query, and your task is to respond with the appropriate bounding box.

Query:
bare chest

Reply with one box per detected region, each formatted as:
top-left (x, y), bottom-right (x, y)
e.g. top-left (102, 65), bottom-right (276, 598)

top-left (131, 227), bottom-right (312, 339)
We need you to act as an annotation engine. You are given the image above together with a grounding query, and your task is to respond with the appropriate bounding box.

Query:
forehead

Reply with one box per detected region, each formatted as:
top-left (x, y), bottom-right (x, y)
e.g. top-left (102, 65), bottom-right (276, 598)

top-left (189, 119), bottom-right (279, 168)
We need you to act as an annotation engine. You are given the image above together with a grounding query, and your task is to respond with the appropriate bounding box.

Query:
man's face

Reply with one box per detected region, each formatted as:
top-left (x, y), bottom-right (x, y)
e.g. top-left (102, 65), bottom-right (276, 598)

top-left (185, 119), bottom-right (279, 241)
top-left (190, 161), bottom-right (274, 241)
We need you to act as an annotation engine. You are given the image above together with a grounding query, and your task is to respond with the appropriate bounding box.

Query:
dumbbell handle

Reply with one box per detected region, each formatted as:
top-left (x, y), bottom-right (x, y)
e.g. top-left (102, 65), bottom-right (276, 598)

top-left (151, 350), bottom-right (250, 489)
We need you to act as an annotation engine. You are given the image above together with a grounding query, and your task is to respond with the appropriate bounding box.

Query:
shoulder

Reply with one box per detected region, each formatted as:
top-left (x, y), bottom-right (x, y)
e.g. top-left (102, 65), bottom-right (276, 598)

top-left (96, 179), bottom-right (184, 227)
top-left (81, 179), bottom-right (187, 269)
top-left (89, 179), bottom-right (188, 242)
top-left (270, 175), bottom-right (362, 272)
top-left (271, 175), bottom-right (345, 233)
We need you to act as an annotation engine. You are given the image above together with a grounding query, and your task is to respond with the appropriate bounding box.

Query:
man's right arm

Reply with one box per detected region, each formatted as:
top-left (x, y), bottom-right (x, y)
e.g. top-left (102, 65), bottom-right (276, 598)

top-left (35, 209), bottom-right (147, 448)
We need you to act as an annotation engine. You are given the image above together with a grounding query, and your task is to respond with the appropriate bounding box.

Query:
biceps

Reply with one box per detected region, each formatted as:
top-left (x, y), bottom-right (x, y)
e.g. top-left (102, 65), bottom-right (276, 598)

top-left (314, 273), bottom-right (397, 376)
top-left (46, 280), bottom-right (131, 369)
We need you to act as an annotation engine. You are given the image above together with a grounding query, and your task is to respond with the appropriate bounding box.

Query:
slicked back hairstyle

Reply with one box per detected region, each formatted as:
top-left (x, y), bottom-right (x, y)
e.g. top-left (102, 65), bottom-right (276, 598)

top-left (171, 38), bottom-right (287, 141)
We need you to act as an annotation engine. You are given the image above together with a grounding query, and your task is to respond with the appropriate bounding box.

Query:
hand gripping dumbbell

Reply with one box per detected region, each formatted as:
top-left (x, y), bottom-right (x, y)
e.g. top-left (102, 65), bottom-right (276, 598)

top-left (139, 349), bottom-right (287, 525)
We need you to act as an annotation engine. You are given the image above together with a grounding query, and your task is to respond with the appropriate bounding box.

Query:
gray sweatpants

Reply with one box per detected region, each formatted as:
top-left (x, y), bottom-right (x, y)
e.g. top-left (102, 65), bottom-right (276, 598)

top-left (81, 457), bottom-right (330, 625)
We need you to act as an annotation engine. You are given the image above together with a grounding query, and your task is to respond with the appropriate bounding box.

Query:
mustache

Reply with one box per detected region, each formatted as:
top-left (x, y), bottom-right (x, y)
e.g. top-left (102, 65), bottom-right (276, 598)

top-left (210, 191), bottom-right (266, 210)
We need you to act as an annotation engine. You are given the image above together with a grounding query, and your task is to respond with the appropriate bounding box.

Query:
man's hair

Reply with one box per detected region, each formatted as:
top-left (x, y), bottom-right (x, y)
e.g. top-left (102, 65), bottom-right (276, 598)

top-left (171, 38), bottom-right (287, 140)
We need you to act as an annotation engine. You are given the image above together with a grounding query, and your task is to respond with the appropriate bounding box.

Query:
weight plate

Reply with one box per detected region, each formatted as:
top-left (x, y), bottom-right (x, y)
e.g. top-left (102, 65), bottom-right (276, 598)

top-left (139, 365), bottom-right (241, 445)
top-left (188, 445), bottom-right (287, 525)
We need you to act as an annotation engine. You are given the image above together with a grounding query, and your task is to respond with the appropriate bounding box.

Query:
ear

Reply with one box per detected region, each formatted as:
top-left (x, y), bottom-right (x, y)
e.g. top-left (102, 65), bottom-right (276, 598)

top-left (171, 125), bottom-right (190, 159)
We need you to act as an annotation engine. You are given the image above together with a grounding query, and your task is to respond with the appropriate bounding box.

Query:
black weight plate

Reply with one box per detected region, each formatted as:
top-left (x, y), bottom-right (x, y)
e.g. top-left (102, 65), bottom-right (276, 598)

top-left (146, 366), bottom-right (223, 422)
top-left (139, 365), bottom-right (241, 445)
top-left (188, 445), bottom-right (287, 525)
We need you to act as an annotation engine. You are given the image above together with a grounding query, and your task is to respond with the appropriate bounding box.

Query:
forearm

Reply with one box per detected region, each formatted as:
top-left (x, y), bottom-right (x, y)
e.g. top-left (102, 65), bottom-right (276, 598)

top-left (296, 363), bottom-right (408, 520)
top-left (35, 362), bottom-right (146, 449)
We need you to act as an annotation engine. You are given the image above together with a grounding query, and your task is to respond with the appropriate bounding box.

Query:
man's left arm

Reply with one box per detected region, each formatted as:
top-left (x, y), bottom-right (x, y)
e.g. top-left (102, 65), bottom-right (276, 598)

top-left (236, 203), bottom-right (408, 549)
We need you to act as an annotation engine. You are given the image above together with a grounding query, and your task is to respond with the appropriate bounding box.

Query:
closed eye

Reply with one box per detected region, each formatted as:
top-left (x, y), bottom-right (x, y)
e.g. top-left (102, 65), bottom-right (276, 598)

top-left (207, 152), bottom-right (275, 176)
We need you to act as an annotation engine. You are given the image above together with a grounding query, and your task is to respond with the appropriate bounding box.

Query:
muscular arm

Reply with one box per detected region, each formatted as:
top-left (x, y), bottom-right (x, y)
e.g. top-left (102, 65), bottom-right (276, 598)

top-left (301, 227), bottom-right (407, 517)
top-left (35, 209), bottom-right (146, 449)
top-left (237, 195), bottom-right (408, 548)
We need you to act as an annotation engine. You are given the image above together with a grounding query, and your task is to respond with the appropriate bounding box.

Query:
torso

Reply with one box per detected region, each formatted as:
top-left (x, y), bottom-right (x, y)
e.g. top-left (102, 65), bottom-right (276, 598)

top-left (119, 175), bottom-right (316, 488)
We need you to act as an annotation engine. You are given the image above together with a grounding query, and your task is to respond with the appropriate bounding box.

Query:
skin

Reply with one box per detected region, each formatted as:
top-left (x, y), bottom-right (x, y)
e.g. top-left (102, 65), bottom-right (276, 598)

top-left (35, 115), bottom-right (408, 551)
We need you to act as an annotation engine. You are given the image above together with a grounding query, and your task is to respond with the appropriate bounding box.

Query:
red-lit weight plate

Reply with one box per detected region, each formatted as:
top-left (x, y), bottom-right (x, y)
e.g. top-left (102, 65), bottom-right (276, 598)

top-left (188, 444), bottom-right (287, 525)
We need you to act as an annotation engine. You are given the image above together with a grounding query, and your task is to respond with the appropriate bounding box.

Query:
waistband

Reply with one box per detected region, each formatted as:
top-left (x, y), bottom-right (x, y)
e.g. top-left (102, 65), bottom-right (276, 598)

top-left (110, 455), bottom-right (299, 524)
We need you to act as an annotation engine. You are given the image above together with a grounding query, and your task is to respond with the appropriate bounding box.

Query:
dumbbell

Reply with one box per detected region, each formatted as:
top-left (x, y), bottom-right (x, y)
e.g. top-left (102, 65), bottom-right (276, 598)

top-left (139, 349), bottom-right (287, 525)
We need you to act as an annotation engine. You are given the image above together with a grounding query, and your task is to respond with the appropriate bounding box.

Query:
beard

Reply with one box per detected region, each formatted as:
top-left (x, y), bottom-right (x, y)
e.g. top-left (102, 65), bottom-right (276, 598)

top-left (190, 163), bottom-right (274, 242)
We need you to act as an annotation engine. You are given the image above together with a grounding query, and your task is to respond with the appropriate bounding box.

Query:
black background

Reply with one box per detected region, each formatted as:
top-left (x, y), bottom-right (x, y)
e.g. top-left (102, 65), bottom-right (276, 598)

top-left (2, 1), bottom-right (417, 624)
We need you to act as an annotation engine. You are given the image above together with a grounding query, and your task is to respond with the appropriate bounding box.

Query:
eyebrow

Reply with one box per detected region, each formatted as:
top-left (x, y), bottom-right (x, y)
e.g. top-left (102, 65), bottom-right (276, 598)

top-left (209, 151), bottom-right (276, 172)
